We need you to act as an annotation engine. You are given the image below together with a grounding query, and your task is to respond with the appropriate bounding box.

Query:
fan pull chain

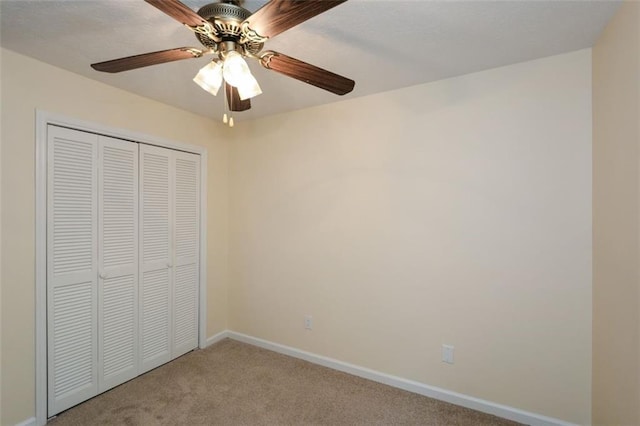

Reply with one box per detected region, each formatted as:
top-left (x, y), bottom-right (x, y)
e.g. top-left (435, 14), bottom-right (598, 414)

top-left (222, 83), bottom-right (229, 124)
top-left (228, 85), bottom-right (234, 127)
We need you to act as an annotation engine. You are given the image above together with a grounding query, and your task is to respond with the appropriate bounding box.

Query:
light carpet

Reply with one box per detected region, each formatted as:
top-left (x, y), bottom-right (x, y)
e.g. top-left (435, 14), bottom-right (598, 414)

top-left (50, 338), bottom-right (522, 425)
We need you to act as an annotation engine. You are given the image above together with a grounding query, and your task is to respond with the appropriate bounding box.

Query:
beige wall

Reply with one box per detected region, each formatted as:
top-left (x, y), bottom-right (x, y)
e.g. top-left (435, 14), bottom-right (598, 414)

top-left (228, 50), bottom-right (593, 424)
top-left (592, 2), bottom-right (640, 425)
top-left (0, 48), bottom-right (230, 425)
top-left (0, 42), bottom-right (606, 425)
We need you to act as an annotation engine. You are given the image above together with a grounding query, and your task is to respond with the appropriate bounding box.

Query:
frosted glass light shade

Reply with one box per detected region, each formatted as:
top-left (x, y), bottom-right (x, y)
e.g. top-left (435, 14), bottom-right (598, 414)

top-left (222, 51), bottom-right (262, 100)
top-left (236, 74), bottom-right (262, 100)
top-left (193, 60), bottom-right (223, 96)
top-left (222, 51), bottom-right (249, 87)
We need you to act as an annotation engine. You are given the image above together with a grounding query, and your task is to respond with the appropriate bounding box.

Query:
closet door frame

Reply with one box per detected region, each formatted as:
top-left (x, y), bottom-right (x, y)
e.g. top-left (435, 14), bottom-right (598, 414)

top-left (35, 110), bottom-right (209, 426)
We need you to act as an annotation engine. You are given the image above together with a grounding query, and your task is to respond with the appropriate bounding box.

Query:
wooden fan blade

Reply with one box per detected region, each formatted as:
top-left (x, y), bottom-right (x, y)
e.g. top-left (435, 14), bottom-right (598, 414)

top-left (260, 51), bottom-right (354, 95)
top-left (244, 0), bottom-right (347, 40)
top-left (91, 47), bottom-right (204, 73)
top-left (144, 0), bottom-right (208, 27)
top-left (226, 83), bottom-right (252, 112)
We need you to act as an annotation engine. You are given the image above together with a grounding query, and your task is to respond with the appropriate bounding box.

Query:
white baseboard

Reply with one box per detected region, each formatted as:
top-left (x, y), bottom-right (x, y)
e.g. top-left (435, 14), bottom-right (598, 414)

top-left (204, 330), bottom-right (230, 348)
top-left (14, 417), bottom-right (36, 426)
top-left (226, 331), bottom-right (576, 426)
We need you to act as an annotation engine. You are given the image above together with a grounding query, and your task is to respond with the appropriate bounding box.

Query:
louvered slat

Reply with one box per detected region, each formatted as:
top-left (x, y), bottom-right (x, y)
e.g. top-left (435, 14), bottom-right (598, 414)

top-left (102, 275), bottom-right (135, 377)
top-left (174, 264), bottom-right (198, 349)
top-left (175, 158), bottom-right (198, 259)
top-left (141, 269), bottom-right (170, 360)
top-left (52, 282), bottom-right (93, 399)
top-left (142, 152), bottom-right (170, 263)
top-left (52, 282), bottom-right (93, 397)
top-left (52, 138), bottom-right (94, 275)
top-left (102, 144), bottom-right (136, 269)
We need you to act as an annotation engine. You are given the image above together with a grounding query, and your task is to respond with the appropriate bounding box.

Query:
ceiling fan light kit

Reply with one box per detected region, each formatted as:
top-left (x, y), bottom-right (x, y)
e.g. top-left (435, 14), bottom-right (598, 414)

top-left (91, 0), bottom-right (355, 127)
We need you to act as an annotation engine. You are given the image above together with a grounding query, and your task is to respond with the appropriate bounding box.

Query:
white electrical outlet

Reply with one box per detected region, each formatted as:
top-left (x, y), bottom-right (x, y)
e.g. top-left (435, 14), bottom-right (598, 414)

top-left (304, 315), bottom-right (313, 330)
top-left (442, 344), bottom-right (454, 364)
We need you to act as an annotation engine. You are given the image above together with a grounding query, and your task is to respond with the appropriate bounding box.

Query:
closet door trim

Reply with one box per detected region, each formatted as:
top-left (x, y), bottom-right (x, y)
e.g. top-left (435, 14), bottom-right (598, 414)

top-left (35, 110), bottom-right (208, 426)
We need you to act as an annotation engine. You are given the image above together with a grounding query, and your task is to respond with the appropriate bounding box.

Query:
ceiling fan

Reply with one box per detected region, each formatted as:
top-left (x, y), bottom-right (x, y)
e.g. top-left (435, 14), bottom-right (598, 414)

top-left (91, 0), bottom-right (355, 125)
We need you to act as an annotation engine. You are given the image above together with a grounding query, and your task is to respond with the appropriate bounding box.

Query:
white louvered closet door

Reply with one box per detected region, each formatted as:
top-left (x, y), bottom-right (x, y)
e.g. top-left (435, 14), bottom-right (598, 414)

top-left (97, 136), bottom-right (139, 392)
top-left (139, 144), bottom-right (173, 373)
top-left (47, 126), bottom-right (99, 416)
top-left (139, 146), bottom-right (200, 369)
top-left (172, 151), bottom-right (200, 357)
top-left (47, 127), bottom-right (201, 415)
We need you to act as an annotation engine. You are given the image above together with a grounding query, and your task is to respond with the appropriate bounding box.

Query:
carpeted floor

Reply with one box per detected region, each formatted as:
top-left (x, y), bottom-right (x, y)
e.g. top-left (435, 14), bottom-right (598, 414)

top-left (50, 338), bottom-right (521, 425)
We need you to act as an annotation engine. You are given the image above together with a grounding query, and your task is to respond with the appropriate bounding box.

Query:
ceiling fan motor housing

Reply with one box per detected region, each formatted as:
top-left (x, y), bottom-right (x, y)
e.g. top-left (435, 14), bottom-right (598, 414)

top-left (195, 1), bottom-right (263, 55)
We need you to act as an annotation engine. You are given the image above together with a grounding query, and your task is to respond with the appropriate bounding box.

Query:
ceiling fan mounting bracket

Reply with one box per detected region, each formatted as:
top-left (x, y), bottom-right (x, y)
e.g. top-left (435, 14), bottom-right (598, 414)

top-left (197, 2), bottom-right (251, 23)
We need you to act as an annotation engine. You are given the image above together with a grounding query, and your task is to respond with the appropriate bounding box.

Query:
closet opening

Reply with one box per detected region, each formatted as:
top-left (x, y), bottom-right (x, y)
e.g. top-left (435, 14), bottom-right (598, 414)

top-left (35, 111), bottom-right (208, 425)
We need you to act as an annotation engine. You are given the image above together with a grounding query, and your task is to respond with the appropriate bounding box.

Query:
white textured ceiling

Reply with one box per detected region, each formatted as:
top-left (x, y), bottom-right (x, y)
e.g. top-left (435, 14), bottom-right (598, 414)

top-left (0, 0), bottom-right (620, 121)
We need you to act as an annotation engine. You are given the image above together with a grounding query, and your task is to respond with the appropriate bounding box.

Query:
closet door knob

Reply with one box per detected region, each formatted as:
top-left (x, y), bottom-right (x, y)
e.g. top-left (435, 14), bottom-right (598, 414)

top-left (167, 262), bottom-right (173, 268)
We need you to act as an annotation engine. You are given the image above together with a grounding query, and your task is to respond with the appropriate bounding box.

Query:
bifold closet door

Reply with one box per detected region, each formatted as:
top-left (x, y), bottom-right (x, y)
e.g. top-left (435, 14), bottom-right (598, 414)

top-left (47, 127), bottom-right (139, 416)
top-left (48, 127), bottom-right (200, 414)
top-left (139, 145), bottom-right (200, 371)
top-left (47, 126), bottom-right (99, 416)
